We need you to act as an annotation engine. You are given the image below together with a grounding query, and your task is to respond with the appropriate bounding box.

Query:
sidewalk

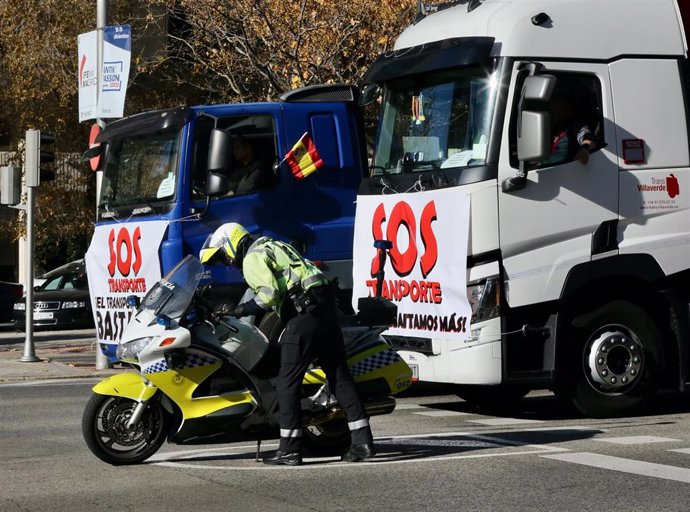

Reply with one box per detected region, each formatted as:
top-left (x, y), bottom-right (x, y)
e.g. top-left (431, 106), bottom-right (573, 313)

top-left (0, 326), bottom-right (124, 383)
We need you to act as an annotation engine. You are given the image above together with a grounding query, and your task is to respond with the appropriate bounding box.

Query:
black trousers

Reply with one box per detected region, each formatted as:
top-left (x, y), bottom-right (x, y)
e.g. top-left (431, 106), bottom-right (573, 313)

top-left (277, 300), bottom-right (372, 452)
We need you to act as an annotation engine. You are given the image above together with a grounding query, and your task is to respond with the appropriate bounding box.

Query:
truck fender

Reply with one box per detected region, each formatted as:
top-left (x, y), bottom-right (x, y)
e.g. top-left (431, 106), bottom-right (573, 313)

top-left (92, 372), bottom-right (158, 402)
top-left (560, 254), bottom-right (664, 302)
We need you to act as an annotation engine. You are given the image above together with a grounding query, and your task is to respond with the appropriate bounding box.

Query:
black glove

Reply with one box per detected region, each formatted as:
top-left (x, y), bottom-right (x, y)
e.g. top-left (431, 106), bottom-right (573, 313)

top-left (232, 298), bottom-right (264, 318)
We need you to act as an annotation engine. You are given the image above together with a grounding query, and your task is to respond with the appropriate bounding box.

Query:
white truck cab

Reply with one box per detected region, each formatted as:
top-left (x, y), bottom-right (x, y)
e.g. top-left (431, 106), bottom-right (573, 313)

top-left (361, 0), bottom-right (690, 417)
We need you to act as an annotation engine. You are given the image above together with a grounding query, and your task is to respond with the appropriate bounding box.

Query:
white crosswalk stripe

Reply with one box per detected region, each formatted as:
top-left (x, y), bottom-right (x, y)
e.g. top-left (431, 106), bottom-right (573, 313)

top-left (594, 436), bottom-right (681, 445)
top-left (467, 418), bottom-right (544, 426)
top-left (542, 452), bottom-right (690, 484)
top-left (666, 448), bottom-right (690, 455)
top-left (394, 403), bottom-right (426, 410)
top-left (412, 410), bottom-right (472, 417)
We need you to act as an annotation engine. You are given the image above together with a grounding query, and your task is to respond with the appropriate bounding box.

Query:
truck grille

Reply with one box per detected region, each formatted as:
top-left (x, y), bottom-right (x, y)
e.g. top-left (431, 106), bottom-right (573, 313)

top-left (383, 335), bottom-right (433, 355)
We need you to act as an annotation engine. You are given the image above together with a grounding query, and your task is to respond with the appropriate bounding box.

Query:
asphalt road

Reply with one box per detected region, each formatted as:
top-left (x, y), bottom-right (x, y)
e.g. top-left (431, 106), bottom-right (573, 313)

top-left (3, 381), bottom-right (690, 511)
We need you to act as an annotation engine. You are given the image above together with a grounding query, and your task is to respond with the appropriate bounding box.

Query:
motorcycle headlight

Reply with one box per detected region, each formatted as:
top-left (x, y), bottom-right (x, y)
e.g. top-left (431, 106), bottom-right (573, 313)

top-left (467, 276), bottom-right (500, 324)
top-left (62, 301), bottom-right (86, 309)
top-left (116, 337), bottom-right (153, 363)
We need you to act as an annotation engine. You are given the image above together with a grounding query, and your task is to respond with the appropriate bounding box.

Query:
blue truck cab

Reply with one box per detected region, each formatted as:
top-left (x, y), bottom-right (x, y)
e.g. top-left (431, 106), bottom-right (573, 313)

top-left (89, 85), bottom-right (367, 359)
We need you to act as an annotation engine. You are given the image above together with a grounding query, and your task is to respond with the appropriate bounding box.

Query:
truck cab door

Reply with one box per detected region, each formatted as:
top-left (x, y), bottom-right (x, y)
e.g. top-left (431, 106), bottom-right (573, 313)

top-left (497, 62), bottom-right (619, 308)
top-left (182, 104), bottom-right (291, 287)
top-left (280, 101), bottom-right (366, 288)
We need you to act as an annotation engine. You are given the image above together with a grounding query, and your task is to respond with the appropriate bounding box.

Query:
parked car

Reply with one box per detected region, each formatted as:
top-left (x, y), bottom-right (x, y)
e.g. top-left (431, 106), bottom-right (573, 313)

top-left (34, 259), bottom-right (84, 288)
top-left (0, 281), bottom-right (23, 323)
top-left (13, 260), bottom-right (93, 330)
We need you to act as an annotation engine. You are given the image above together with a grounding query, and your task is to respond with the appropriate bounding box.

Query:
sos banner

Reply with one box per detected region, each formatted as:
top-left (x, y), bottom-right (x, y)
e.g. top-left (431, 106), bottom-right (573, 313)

top-left (352, 188), bottom-right (472, 341)
top-left (85, 220), bottom-right (168, 348)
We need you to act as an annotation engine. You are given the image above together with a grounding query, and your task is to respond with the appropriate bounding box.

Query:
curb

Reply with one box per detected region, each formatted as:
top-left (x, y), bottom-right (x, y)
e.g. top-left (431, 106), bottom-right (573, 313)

top-left (0, 368), bottom-right (124, 384)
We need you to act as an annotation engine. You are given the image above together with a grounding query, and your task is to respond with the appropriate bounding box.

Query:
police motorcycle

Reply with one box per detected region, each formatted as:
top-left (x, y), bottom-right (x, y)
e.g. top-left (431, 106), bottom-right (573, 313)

top-left (82, 252), bottom-right (412, 465)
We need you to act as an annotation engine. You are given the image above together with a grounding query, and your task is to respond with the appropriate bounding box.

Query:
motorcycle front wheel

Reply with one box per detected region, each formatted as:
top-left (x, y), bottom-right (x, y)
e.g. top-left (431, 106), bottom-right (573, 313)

top-left (82, 394), bottom-right (168, 465)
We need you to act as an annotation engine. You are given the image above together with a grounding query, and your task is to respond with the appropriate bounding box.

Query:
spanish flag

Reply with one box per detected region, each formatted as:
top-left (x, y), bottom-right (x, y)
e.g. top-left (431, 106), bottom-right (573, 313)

top-left (284, 132), bottom-right (324, 179)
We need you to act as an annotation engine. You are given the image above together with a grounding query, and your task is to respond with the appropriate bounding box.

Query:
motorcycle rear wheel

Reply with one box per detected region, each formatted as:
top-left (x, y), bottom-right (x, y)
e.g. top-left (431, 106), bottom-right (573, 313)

top-left (302, 418), bottom-right (351, 456)
top-left (82, 394), bottom-right (168, 465)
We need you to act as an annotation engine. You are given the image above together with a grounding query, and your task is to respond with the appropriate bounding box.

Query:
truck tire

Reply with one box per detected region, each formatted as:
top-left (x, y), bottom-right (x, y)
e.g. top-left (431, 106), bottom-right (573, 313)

top-left (559, 300), bottom-right (661, 418)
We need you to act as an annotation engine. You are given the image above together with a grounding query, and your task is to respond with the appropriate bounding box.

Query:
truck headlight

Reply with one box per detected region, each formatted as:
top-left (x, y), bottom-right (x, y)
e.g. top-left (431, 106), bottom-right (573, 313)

top-left (62, 301), bottom-right (86, 309)
top-left (467, 276), bottom-right (500, 323)
top-left (116, 337), bottom-right (153, 363)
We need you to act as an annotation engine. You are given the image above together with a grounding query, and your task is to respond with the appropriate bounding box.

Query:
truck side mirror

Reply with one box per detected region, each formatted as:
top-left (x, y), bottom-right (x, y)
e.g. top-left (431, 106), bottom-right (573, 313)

top-left (516, 74), bottom-right (556, 162)
top-left (359, 83), bottom-right (380, 106)
top-left (517, 111), bottom-right (551, 162)
top-left (204, 171), bottom-right (230, 197)
top-left (522, 74), bottom-right (556, 102)
top-left (207, 128), bottom-right (235, 175)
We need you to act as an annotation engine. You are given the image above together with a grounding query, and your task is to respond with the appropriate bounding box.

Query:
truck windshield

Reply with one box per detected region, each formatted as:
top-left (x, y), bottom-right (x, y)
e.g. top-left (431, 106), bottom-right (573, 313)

top-left (374, 67), bottom-right (498, 176)
top-left (100, 130), bottom-right (181, 210)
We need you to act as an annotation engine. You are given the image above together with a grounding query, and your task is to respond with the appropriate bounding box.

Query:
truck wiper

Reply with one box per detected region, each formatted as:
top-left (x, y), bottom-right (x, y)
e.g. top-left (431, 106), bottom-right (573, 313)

top-left (98, 202), bottom-right (120, 218)
top-left (131, 196), bottom-right (161, 215)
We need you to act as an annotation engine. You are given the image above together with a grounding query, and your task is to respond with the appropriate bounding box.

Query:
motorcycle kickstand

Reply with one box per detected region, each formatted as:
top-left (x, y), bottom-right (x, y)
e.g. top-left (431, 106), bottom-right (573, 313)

top-left (255, 440), bottom-right (261, 462)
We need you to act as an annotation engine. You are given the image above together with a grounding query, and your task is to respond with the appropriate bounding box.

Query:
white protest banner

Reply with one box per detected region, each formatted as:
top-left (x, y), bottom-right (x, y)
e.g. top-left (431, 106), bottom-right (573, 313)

top-left (85, 220), bottom-right (168, 349)
top-left (77, 30), bottom-right (98, 122)
top-left (99, 25), bottom-right (131, 118)
top-left (352, 188), bottom-right (472, 340)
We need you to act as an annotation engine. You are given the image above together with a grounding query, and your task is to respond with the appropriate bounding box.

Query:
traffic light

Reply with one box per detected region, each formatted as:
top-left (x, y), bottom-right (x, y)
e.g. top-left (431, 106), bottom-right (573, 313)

top-left (25, 129), bottom-right (56, 187)
top-left (0, 165), bottom-right (21, 205)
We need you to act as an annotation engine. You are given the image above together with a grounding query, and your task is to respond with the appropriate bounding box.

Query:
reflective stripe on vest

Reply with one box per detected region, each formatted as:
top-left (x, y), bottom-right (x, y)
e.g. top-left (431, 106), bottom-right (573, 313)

top-left (254, 286), bottom-right (276, 307)
top-left (246, 238), bottom-right (327, 292)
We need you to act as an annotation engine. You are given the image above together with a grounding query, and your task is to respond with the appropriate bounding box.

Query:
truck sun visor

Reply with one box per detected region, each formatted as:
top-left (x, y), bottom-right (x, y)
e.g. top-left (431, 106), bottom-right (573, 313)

top-left (95, 107), bottom-right (192, 143)
top-left (363, 37), bottom-right (495, 83)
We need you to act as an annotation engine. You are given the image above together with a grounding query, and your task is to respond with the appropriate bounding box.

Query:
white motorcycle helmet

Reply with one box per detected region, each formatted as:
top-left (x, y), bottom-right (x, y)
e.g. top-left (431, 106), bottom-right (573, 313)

top-left (199, 222), bottom-right (250, 266)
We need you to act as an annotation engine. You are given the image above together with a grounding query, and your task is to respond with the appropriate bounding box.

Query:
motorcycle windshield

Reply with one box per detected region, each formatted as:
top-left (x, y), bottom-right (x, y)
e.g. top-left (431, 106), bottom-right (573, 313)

top-left (140, 255), bottom-right (205, 319)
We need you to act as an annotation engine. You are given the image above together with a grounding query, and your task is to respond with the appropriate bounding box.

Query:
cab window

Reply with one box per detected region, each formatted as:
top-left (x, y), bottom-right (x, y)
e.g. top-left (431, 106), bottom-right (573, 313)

top-left (510, 71), bottom-right (604, 169)
top-left (191, 115), bottom-right (278, 199)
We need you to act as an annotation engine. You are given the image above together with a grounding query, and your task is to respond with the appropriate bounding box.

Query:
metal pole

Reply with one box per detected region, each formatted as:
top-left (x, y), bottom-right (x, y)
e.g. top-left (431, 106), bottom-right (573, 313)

top-left (95, 0), bottom-right (110, 370)
top-left (97, 0), bottom-right (106, 132)
top-left (20, 182), bottom-right (39, 362)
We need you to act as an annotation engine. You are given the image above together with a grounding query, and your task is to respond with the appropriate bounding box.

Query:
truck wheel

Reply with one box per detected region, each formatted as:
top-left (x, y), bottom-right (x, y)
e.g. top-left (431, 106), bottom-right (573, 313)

top-left (561, 300), bottom-right (661, 418)
top-left (456, 385), bottom-right (529, 411)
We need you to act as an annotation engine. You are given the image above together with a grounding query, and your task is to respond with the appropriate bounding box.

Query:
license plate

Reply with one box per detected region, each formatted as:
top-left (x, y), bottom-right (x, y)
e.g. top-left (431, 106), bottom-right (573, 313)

top-left (34, 312), bottom-right (54, 320)
top-left (409, 364), bottom-right (419, 381)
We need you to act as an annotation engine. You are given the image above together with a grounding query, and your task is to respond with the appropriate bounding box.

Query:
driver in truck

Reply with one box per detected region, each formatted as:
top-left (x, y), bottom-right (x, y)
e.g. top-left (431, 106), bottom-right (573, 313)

top-left (199, 222), bottom-right (376, 466)
top-left (229, 135), bottom-right (275, 195)
top-left (503, 86), bottom-right (598, 192)
top-left (545, 92), bottom-right (597, 166)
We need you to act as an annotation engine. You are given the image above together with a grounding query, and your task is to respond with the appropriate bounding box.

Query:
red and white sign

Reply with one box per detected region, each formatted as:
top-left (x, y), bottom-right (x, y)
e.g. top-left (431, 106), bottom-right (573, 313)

top-left (78, 30), bottom-right (98, 123)
top-left (88, 124), bottom-right (101, 171)
top-left (352, 188), bottom-right (472, 341)
top-left (85, 220), bottom-right (169, 347)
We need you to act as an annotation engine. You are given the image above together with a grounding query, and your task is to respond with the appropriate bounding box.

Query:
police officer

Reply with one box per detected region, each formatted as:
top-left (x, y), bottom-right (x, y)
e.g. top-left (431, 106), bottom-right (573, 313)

top-left (199, 223), bottom-right (375, 466)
